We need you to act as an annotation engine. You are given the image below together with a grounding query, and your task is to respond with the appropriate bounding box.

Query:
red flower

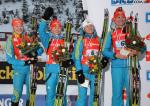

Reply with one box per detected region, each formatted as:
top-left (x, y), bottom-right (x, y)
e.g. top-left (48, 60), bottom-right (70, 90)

top-left (125, 39), bottom-right (130, 44)
top-left (54, 54), bottom-right (58, 59)
top-left (141, 42), bottom-right (145, 47)
top-left (135, 36), bottom-right (141, 40)
top-left (89, 64), bottom-right (92, 68)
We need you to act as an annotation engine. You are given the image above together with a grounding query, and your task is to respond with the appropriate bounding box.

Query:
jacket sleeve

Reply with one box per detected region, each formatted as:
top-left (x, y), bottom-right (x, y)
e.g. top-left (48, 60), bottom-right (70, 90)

top-left (102, 31), bottom-right (116, 59)
top-left (70, 46), bottom-right (75, 61)
top-left (38, 19), bottom-right (51, 49)
top-left (74, 37), bottom-right (83, 72)
top-left (5, 37), bottom-right (25, 66)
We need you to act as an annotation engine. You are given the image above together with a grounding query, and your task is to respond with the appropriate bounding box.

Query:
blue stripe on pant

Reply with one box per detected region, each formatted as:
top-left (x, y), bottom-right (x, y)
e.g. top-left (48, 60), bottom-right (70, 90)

top-left (111, 67), bottom-right (129, 106)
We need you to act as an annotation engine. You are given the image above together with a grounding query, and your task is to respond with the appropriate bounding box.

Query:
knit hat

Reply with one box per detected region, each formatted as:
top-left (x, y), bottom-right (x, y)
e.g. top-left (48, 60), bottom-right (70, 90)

top-left (49, 18), bottom-right (62, 30)
top-left (12, 18), bottom-right (24, 27)
top-left (112, 7), bottom-right (126, 21)
top-left (82, 19), bottom-right (93, 28)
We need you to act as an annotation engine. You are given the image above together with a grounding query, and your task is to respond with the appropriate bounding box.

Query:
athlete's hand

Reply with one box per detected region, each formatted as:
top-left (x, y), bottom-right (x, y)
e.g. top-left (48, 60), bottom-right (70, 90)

top-left (24, 58), bottom-right (38, 65)
top-left (115, 53), bottom-right (128, 59)
top-left (76, 70), bottom-right (85, 84)
top-left (128, 49), bottom-right (140, 56)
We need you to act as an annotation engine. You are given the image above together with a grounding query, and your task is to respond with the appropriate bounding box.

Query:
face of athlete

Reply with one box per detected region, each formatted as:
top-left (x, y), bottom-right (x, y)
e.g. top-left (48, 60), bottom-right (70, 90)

top-left (84, 24), bottom-right (94, 35)
top-left (13, 24), bottom-right (23, 35)
top-left (51, 24), bottom-right (62, 35)
top-left (114, 14), bottom-right (126, 28)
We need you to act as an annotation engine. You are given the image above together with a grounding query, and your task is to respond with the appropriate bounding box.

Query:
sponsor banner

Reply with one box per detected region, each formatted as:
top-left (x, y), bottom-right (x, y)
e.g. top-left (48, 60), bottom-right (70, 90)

top-left (145, 0), bottom-right (150, 3)
top-left (146, 51), bottom-right (150, 61)
top-left (145, 12), bottom-right (150, 22)
top-left (145, 34), bottom-right (150, 40)
top-left (147, 93), bottom-right (150, 99)
top-left (111, 0), bottom-right (150, 5)
top-left (0, 94), bottom-right (84, 106)
top-left (0, 95), bottom-right (45, 106)
top-left (0, 62), bottom-right (77, 85)
top-left (0, 62), bottom-right (45, 84)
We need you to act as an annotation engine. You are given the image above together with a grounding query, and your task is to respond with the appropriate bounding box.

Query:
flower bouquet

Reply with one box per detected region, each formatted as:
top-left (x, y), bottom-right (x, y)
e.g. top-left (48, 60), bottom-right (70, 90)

top-left (88, 50), bottom-right (106, 74)
top-left (125, 35), bottom-right (146, 52)
top-left (88, 55), bottom-right (99, 74)
top-left (52, 44), bottom-right (70, 63)
top-left (125, 13), bottom-right (146, 52)
top-left (52, 19), bottom-right (74, 64)
top-left (17, 33), bottom-right (40, 57)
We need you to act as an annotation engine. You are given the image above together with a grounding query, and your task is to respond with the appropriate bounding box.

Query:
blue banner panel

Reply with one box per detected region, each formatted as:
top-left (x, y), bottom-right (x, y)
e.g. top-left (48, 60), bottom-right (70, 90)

top-left (0, 95), bottom-right (88, 106)
top-left (0, 95), bottom-right (45, 106)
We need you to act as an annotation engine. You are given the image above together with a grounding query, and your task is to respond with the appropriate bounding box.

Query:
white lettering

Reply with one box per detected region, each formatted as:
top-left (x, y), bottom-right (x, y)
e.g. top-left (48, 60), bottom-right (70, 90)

top-left (0, 98), bottom-right (24, 106)
top-left (0, 98), bottom-right (4, 106)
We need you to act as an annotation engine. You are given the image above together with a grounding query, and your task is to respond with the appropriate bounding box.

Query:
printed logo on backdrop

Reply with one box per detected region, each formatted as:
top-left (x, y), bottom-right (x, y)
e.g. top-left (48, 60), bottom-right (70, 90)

top-left (145, 12), bottom-right (150, 22)
top-left (144, 34), bottom-right (150, 61)
top-left (145, 0), bottom-right (150, 3)
top-left (111, 0), bottom-right (150, 5)
top-left (145, 34), bottom-right (150, 40)
top-left (146, 51), bottom-right (150, 61)
top-left (0, 62), bottom-right (45, 84)
top-left (147, 93), bottom-right (150, 99)
top-left (0, 62), bottom-right (77, 85)
top-left (146, 70), bottom-right (150, 81)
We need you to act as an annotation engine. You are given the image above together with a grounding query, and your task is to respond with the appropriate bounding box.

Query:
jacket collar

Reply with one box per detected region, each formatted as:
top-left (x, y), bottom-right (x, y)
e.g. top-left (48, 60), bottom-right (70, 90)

top-left (50, 33), bottom-right (64, 39)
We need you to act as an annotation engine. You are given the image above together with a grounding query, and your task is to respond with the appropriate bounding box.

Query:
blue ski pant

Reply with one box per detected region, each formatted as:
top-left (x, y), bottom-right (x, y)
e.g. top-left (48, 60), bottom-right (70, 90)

top-left (76, 73), bottom-right (95, 106)
top-left (11, 70), bottom-right (30, 103)
top-left (111, 67), bottom-right (129, 106)
top-left (45, 72), bottom-right (67, 106)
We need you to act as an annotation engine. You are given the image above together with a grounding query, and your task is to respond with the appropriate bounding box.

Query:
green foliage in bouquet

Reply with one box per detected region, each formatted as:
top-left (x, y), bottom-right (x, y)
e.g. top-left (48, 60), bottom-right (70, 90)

top-left (89, 55), bottom-right (99, 74)
top-left (88, 51), bottom-right (103, 74)
top-left (52, 45), bottom-right (70, 63)
top-left (17, 34), bottom-right (40, 57)
top-left (125, 34), bottom-right (146, 52)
